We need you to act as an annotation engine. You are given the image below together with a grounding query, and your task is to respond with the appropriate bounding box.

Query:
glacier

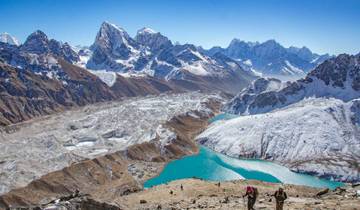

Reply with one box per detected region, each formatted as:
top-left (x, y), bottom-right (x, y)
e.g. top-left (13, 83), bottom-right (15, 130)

top-left (0, 92), bottom-right (222, 194)
top-left (197, 97), bottom-right (360, 182)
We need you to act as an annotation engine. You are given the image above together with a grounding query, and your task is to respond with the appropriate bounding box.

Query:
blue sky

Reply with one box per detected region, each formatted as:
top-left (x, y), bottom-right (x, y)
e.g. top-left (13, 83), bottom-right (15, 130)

top-left (0, 0), bottom-right (359, 55)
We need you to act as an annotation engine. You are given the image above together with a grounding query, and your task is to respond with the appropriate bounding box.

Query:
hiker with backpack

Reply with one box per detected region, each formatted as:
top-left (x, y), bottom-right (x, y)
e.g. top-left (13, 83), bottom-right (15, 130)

top-left (243, 186), bottom-right (258, 210)
top-left (273, 187), bottom-right (287, 210)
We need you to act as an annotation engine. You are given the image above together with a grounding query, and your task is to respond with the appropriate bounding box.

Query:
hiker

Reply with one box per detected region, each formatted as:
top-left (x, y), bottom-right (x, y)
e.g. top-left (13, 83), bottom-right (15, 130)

top-left (180, 184), bottom-right (183, 191)
top-left (273, 187), bottom-right (287, 210)
top-left (243, 186), bottom-right (258, 210)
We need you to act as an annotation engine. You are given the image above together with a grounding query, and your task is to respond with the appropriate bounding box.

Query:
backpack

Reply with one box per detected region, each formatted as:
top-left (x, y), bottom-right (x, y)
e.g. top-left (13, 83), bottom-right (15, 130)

top-left (246, 186), bottom-right (259, 198)
top-left (275, 191), bottom-right (287, 201)
top-left (254, 187), bottom-right (259, 197)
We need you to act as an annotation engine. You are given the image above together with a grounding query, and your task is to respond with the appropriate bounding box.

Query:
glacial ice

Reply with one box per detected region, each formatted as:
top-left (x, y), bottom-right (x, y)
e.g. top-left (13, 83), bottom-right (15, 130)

top-left (0, 92), bottom-right (221, 194)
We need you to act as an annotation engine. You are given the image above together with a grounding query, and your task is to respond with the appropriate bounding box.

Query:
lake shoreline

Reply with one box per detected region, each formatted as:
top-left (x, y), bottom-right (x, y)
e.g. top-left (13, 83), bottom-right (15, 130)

top-left (144, 145), bottom-right (344, 190)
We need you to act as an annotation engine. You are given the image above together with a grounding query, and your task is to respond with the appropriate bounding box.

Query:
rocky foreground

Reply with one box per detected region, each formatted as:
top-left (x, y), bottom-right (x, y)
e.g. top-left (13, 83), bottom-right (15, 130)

top-left (41, 179), bottom-right (360, 210)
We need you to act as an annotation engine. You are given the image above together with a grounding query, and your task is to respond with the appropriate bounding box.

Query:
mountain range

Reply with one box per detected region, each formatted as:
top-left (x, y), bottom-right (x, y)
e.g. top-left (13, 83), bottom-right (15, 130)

top-left (0, 22), bottom-right (258, 124)
top-left (84, 22), bottom-right (255, 91)
top-left (202, 39), bottom-right (331, 79)
top-left (1, 21), bottom-right (332, 85)
top-left (0, 21), bottom-right (353, 129)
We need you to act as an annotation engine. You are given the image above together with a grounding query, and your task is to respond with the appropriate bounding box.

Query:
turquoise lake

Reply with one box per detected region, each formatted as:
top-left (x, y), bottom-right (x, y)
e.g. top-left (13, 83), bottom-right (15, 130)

top-left (208, 113), bottom-right (238, 123)
top-left (144, 113), bottom-right (344, 189)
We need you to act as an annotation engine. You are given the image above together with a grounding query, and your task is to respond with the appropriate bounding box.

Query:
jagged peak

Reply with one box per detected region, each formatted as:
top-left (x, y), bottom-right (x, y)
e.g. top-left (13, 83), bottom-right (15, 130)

top-left (27, 30), bottom-right (48, 40)
top-left (229, 38), bottom-right (245, 45)
top-left (228, 38), bottom-right (258, 48)
top-left (20, 30), bottom-right (50, 53)
top-left (262, 39), bottom-right (280, 47)
top-left (137, 27), bottom-right (157, 35)
top-left (135, 27), bottom-right (171, 51)
top-left (0, 32), bottom-right (20, 46)
top-left (92, 21), bottom-right (138, 51)
top-left (305, 53), bottom-right (360, 91)
top-left (100, 21), bottom-right (126, 33)
top-left (288, 46), bottom-right (312, 54)
top-left (95, 21), bottom-right (132, 42)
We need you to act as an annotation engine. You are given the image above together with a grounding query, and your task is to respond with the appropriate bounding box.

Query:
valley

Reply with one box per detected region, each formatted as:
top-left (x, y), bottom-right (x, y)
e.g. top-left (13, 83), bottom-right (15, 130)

top-left (1, 91), bottom-right (359, 210)
top-left (0, 91), bottom-right (223, 195)
top-left (0, 14), bottom-right (359, 210)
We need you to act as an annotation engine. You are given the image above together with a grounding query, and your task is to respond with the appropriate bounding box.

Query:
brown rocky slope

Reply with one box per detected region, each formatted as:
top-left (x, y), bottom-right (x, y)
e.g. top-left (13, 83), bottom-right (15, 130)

top-left (0, 60), bottom-right (182, 126)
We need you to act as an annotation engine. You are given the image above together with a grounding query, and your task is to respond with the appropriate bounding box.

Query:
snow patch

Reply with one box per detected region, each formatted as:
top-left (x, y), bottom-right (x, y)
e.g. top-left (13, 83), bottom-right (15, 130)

top-left (88, 70), bottom-right (117, 86)
top-left (137, 27), bottom-right (157, 34)
top-left (243, 59), bottom-right (252, 66)
top-left (0, 32), bottom-right (20, 46)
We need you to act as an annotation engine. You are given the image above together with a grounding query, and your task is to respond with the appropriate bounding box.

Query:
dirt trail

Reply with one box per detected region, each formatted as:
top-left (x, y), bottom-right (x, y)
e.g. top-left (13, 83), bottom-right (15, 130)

top-left (118, 179), bottom-right (360, 210)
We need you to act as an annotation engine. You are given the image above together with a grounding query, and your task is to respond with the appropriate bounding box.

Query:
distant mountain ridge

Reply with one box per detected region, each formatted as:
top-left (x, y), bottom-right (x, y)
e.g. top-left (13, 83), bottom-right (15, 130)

top-left (224, 53), bottom-right (360, 115)
top-left (202, 38), bottom-right (331, 79)
top-left (1, 22), bottom-right (332, 86)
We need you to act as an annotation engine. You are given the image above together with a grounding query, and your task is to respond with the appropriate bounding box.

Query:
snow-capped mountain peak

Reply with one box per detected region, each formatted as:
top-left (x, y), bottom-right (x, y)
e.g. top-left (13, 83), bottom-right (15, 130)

top-left (261, 39), bottom-right (281, 48)
top-left (135, 27), bottom-right (172, 51)
top-left (0, 32), bottom-right (20, 46)
top-left (86, 21), bottom-right (140, 71)
top-left (21, 30), bottom-right (50, 54)
top-left (137, 27), bottom-right (157, 35)
top-left (0, 29), bottom-right (80, 82)
top-left (96, 21), bottom-right (137, 50)
top-left (205, 38), bottom-right (332, 80)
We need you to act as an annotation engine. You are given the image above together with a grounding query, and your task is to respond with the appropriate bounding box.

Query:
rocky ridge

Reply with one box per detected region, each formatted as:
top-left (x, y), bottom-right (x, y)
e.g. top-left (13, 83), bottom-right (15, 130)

top-left (203, 38), bottom-right (331, 79)
top-left (225, 53), bottom-right (360, 115)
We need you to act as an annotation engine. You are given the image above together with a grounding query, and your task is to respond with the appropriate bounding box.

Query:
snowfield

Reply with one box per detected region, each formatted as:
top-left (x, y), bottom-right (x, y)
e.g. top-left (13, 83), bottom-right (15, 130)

top-left (197, 98), bottom-right (360, 182)
top-left (0, 32), bottom-right (20, 46)
top-left (88, 69), bottom-right (118, 86)
top-left (0, 92), bottom-right (222, 194)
